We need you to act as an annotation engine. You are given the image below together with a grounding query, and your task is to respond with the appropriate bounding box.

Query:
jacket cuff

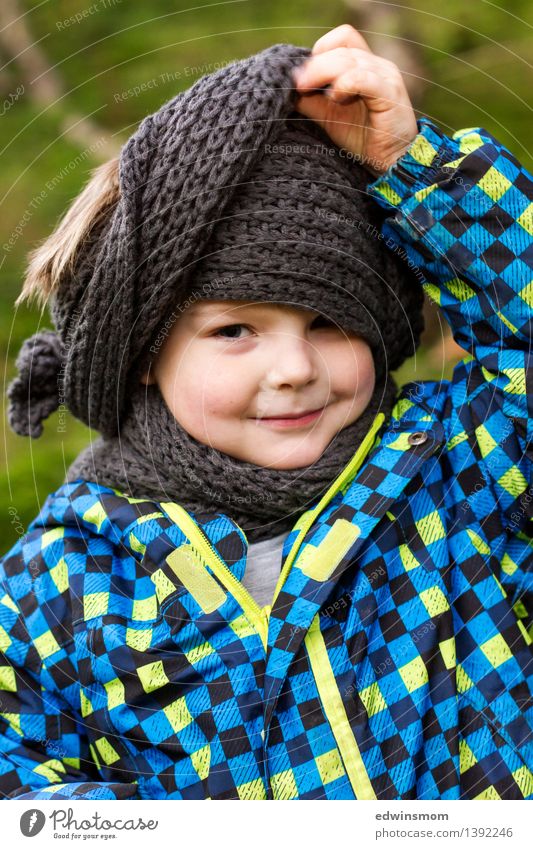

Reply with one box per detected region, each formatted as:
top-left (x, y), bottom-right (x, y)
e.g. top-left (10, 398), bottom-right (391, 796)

top-left (366, 116), bottom-right (462, 208)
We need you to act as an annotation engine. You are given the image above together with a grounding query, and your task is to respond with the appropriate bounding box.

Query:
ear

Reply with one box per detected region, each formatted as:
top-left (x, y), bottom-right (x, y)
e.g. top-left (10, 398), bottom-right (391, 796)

top-left (140, 366), bottom-right (156, 385)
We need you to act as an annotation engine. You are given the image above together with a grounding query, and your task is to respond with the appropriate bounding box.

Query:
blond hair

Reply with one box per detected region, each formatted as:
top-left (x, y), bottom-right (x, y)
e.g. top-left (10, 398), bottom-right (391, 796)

top-left (16, 156), bottom-right (120, 309)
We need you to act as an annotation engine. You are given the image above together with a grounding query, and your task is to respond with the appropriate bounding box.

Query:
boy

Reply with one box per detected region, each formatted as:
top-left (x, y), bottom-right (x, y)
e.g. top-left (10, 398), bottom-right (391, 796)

top-left (1, 25), bottom-right (531, 800)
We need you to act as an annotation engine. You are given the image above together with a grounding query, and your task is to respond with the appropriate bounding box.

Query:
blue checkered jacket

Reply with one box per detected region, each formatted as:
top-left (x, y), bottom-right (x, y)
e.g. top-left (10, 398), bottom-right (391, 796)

top-left (1, 117), bottom-right (532, 801)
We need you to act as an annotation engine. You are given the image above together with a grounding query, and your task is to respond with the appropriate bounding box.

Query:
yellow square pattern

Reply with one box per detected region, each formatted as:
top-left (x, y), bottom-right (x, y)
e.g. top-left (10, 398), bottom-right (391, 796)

top-left (459, 739), bottom-right (477, 773)
top-left (0, 593), bottom-right (18, 613)
top-left (398, 656), bottom-right (428, 693)
top-left (34, 761), bottom-right (64, 783)
top-left (359, 681), bottom-right (387, 716)
top-left (40, 527), bottom-right (65, 549)
top-left (497, 310), bottom-right (519, 334)
top-left (104, 677), bottom-right (126, 710)
top-left (519, 280), bottom-right (533, 307)
top-left (0, 625), bottom-right (12, 651)
top-left (84, 591), bottom-right (109, 619)
top-left (191, 744), bottom-right (211, 781)
top-left (270, 768), bottom-right (299, 800)
top-left (2, 712), bottom-right (21, 735)
top-left (185, 640), bottom-right (215, 665)
top-left (236, 778), bottom-right (267, 800)
top-left (439, 637), bottom-right (456, 670)
top-left (151, 568), bottom-right (177, 604)
top-left (456, 663), bottom-right (474, 693)
top-left (423, 282), bottom-right (442, 306)
top-left (456, 129), bottom-right (485, 154)
top-left (163, 696), bottom-right (193, 733)
top-left (315, 749), bottom-right (345, 785)
top-left (408, 133), bottom-right (439, 167)
top-left (466, 529), bottom-right (491, 556)
top-left (497, 465), bottom-right (528, 498)
top-left (416, 511), bottom-right (446, 547)
top-left (414, 184), bottom-right (438, 203)
top-left (420, 586), bottom-right (450, 617)
top-left (375, 183), bottom-right (402, 207)
top-left (34, 629), bottom-right (60, 660)
top-left (501, 367), bottom-right (526, 395)
top-left (473, 784), bottom-right (501, 800)
top-left (477, 166), bottom-right (512, 201)
top-left (80, 689), bottom-right (93, 718)
top-left (95, 737), bottom-right (121, 765)
top-left (126, 627), bottom-right (153, 652)
top-left (479, 634), bottom-right (513, 668)
top-left (517, 203), bottom-right (533, 235)
top-left (128, 531), bottom-right (146, 556)
top-left (0, 665), bottom-right (16, 692)
top-left (474, 423), bottom-right (498, 458)
top-left (512, 766), bottom-right (533, 797)
top-left (446, 431), bottom-right (469, 451)
top-left (446, 277), bottom-right (476, 302)
top-left (49, 558), bottom-right (69, 594)
top-left (132, 594), bottom-right (158, 621)
top-left (138, 660), bottom-right (169, 693)
top-left (387, 433), bottom-right (416, 452)
top-left (82, 501), bottom-right (108, 532)
top-left (399, 543), bottom-right (421, 572)
top-left (229, 614), bottom-right (257, 641)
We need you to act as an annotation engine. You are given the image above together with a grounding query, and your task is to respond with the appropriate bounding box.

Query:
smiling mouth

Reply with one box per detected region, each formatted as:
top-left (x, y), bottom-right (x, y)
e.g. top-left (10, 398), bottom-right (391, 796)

top-left (251, 406), bottom-right (327, 428)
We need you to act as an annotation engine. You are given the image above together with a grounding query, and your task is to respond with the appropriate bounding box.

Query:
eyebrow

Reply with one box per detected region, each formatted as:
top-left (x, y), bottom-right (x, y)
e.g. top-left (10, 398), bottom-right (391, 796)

top-left (186, 303), bottom-right (228, 316)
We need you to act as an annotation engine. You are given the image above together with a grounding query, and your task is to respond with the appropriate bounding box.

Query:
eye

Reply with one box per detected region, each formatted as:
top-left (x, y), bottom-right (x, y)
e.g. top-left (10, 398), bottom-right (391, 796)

top-left (212, 323), bottom-right (252, 339)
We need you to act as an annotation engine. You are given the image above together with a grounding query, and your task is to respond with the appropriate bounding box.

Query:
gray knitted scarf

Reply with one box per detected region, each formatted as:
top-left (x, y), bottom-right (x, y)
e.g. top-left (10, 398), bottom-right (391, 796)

top-left (66, 376), bottom-right (397, 542)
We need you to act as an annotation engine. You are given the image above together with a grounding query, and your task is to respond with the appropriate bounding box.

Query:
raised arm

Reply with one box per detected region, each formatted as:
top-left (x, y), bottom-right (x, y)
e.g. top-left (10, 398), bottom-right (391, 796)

top-left (366, 116), bottom-right (532, 446)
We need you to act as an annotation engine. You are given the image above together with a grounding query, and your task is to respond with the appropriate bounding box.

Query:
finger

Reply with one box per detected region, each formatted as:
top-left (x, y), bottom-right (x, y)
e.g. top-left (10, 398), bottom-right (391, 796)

top-left (311, 23), bottom-right (373, 56)
top-left (327, 67), bottom-right (405, 109)
top-left (292, 47), bottom-right (376, 91)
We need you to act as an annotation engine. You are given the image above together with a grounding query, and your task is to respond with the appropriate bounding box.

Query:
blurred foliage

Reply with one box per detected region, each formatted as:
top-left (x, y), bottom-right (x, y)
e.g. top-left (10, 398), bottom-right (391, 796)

top-left (1, 0), bottom-right (532, 549)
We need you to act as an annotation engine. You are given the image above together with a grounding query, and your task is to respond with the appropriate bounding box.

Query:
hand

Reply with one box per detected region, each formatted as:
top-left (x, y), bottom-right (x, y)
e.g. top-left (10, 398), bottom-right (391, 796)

top-left (292, 24), bottom-right (418, 177)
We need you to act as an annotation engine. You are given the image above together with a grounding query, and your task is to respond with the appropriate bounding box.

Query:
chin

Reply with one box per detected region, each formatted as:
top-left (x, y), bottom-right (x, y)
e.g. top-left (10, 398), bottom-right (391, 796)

top-left (256, 444), bottom-right (327, 470)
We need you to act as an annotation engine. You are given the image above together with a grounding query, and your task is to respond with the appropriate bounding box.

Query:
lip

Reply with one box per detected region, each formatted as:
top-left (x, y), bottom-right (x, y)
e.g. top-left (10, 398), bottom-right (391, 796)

top-left (251, 406), bottom-right (327, 429)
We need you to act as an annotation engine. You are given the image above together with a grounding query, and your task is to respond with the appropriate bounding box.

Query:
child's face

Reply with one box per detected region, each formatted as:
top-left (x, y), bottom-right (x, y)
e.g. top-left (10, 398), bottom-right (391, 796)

top-left (141, 299), bottom-right (375, 470)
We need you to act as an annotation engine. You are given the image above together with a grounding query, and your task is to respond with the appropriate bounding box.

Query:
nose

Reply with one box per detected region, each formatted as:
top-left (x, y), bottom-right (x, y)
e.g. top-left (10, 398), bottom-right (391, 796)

top-left (262, 332), bottom-right (319, 390)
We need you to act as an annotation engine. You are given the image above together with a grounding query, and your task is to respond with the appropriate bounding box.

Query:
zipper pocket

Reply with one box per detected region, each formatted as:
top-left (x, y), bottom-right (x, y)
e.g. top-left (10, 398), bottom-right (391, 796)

top-left (159, 502), bottom-right (269, 648)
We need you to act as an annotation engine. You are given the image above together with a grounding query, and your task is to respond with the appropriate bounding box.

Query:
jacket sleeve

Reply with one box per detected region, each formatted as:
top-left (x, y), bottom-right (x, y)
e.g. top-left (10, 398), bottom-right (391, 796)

top-left (367, 116), bottom-right (533, 447)
top-left (0, 534), bottom-right (142, 801)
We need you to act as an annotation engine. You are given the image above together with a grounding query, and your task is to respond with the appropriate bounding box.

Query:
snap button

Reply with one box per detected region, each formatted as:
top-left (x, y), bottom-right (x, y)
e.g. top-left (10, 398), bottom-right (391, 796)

top-left (408, 431), bottom-right (428, 447)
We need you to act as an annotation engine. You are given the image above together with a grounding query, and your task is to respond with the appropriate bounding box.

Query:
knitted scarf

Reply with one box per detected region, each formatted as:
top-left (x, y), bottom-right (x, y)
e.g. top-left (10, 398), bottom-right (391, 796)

top-left (66, 375), bottom-right (397, 543)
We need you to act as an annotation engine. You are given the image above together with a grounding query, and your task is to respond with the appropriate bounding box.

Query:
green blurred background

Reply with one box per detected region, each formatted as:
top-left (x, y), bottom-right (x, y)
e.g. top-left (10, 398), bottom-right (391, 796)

top-left (1, 0), bottom-right (532, 550)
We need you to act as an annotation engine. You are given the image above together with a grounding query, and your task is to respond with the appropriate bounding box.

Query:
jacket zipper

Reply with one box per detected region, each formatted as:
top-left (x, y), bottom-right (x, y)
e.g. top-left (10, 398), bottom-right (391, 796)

top-left (271, 412), bottom-right (385, 606)
top-left (160, 411), bottom-right (385, 648)
top-left (305, 615), bottom-right (377, 799)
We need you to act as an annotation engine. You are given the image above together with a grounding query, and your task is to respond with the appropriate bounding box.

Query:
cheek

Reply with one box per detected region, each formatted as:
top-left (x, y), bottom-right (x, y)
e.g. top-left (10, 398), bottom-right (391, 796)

top-left (333, 341), bottom-right (375, 395)
top-left (163, 350), bottom-right (251, 420)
